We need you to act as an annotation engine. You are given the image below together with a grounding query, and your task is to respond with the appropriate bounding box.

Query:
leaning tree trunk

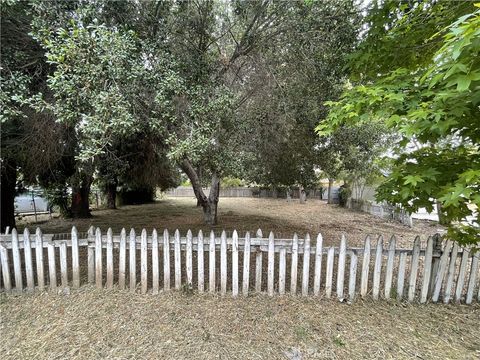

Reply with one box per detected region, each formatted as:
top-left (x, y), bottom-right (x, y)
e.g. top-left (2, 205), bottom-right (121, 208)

top-left (180, 159), bottom-right (220, 225)
top-left (105, 181), bottom-right (117, 209)
top-left (71, 175), bottom-right (92, 218)
top-left (0, 157), bottom-right (17, 232)
top-left (327, 178), bottom-right (334, 204)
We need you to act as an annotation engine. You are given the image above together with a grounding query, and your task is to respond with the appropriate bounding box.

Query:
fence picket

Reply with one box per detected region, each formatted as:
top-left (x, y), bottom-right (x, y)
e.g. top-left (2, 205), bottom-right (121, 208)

top-left (95, 228), bottom-right (102, 289)
top-left (186, 230), bottom-right (193, 288)
top-left (164, 229), bottom-right (171, 291)
top-left (71, 227), bottom-right (80, 289)
top-left (302, 234), bottom-right (311, 296)
top-left (360, 236), bottom-right (371, 298)
top-left (174, 229), bottom-right (181, 290)
top-left (141, 229), bottom-right (148, 294)
top-left (408, 236), bottom-right (421, 302)
top-left (397, 252), bottom-right (407, 301)
top-left (0, 244), bottom-right (12, 291)
top-left (337, 235), bottom-right (347, 299)
top-left (87, 226), bottom-right (94, 284)
top-left (420, 236), bottom-right (434, 303)
top-left (209, 231), bottom-right (216, 293)
top-left (267, 232), bottom-right (275, 296)
top-left (290, 233), bottom-right (299, 295)
top-left (35, 228), bottom-right (45, 291)
top-left (326, 247), bottom-right (335, 298)
top-left (197, 230), bottom-right (204, 293)
top-left (12, 229), bottom-right (23, 291)
top-left (313, 233), bottom-right (323, 296)
top-left (152, 229), bottom-right (159, 295)
top-left (58, 241), bottom-right (67, 289)
top-left (119, 228), bottom-right (126, 290)
top-left (443, 242), bottom-right (459, 304)
top-left (48, 242), bottom-right (56, 291)
top-left (279, 246), bottom-right (286, 295)
top-left (242, 232), bottom-right (251, 295)
top-left (129, 229), bottom-right (136, 292)
top-left (455, 249), bottom-right (469, 302)
top-left (106, 228), bottom-right (114, 289)
top-left (384, 236), bottom-right (396, 299)
top-left (373, 236), bottom-right (383, 300)
top-left (232, 230), bottom-right (239, 297)
top-left (221, 230), bottom-right (227, 295)
top-left (432, 240), bottom-right (453, 302)
top-left (348, 252), bottom-right (358, 301)
top-left (23, 229), bottom-right (34, 291)
top-left (255, 229), bottom-right (263, 293)
top-left (466, 254), bottom-right (479, 305)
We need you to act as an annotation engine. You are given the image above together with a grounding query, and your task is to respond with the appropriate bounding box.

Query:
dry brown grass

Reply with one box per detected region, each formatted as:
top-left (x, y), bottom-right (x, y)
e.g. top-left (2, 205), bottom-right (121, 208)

top-left (17, 197), bottom-right (442, 247)
top-left (1, 287), bottom-right (478, 359)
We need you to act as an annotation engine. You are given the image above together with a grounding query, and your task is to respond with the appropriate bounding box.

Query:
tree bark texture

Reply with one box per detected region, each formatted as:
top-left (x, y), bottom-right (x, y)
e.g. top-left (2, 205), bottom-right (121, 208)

top-left (1, 157), bottom-right (17, 232)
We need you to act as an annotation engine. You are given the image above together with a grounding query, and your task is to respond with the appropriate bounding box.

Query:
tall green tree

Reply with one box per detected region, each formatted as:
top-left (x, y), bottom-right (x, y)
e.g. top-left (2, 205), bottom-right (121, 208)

top-left (318, 1), bottom-right (479, 246)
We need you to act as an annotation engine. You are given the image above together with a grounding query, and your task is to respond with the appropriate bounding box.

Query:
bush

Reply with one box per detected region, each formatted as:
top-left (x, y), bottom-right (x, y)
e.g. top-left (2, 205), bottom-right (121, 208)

top-left (338, 184), bottom-right (351, 207)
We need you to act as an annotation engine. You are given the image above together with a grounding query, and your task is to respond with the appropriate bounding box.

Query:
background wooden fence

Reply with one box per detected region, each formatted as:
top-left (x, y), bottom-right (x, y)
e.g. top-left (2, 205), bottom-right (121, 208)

top-left (0, 227), bottom-right (478, 304)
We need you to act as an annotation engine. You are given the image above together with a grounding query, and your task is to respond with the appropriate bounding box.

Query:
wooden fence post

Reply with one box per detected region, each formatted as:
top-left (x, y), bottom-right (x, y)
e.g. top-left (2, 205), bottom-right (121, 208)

top-left (290, 233), bottom-right (298, 295)
top-left (95, 228), bottom-right (102, 289)
top-left (23, 228), bottom-right (34, 292)
top-left (408, 236), bottom-right (421, 302)
top-left (174, 229), bottom-right (181, 290)
top-left (35, 228), bottom-right (45, 291)
top-left (186, 230), bottom-right (193, 288)
top-left (129, 228), bottom-right (136, 292)
top-left (232, 230), bottom-right (239, 297)
top-left (267, 232), bottom-right (275, 296)
top-left (141, 229), bottom-right (148, 294)
top-left (384, 235), bottom-right (396, 299)
top-left (242, 232), bottom-right (251, 295)
top-left (71, 226), bottom-right (80, 289)
top-left (337, 235), bottom-right (347, 300)
top-left (302, 234), bottom-right (311, 296)
top-left (420, 236), bottom-right (434, 303)
top-left (87, 226), bottom-right (95, 284)
top-left (106, 228), bottom-right (114, 289)
top-left (197, 230), bottom-right (204, 293)
top-left (220, 230), bottom-right (227, 295)
top-left (313, 233), bottom-right (323, 296)
top-left (119, 228), bottom-right (126, 290)
top-left (360, 236), bottom-right (371, 298)
top-left (429, 234), bottom-right (443, 296)
top-left (209, 231), bottom-right (216, 293)
top-left (11, 229), bottom-right (23, 291)
top-left (255, 229), bottom-right (263, 293)
top-left (0, 244), bottom-right (12, 291)
top-left (164, 229), bottom-right (171, 291)
top-left (372, 236), bottom-right (383, 300)
top-left (152, 229), bottom-right (159, 295)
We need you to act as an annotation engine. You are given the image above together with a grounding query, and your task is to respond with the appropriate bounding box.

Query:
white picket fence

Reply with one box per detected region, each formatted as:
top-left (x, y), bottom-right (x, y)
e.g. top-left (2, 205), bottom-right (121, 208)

top-left (0, 227), bottom-right (478, 304)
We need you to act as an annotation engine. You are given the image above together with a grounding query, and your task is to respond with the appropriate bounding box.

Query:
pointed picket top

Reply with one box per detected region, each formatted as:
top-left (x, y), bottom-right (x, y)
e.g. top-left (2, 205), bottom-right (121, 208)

top-left (141, 228), bottom-right (147, 237)
top-left (107, 227), bottom-right (113, 237)
top-left (293, 232), bottom-right (298, 242)
top-left (36, 227), bottom-right (42, 236)
top-left (164, 228), bottom-right (169, 238)
top-left (130, 228), bottom-right (136, 238)
top-left (256, 229), bottom-right (263, 238)
top-left (152, 228), bottom-right (158, 238)
top-left (175, 229), bottom-right (180, 239)
top-left (198, 229), bottom-right (203, 238)
top-left (24, 227), bottom-right (30, 237)
top-left (316, 233), bottom-right (323, 244)
top-left (269, 231), bottom-right (275, 241)
top-left (221, 229), bottom-right (227, 240)
top-left (11, 227), bottom-right (17, 236)
top-left (187, 229), bottom-right (193, 238)
top-left (233, 229), bottom-right (238, 240)
top-left (71, 225), bottom-right (77, 235)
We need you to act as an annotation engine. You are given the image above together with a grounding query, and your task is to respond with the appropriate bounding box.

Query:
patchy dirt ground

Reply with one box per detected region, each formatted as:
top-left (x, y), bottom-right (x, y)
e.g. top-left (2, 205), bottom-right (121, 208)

top-left (16, 197), bottom-right (442, 247)
top-left (1, 288), bottom-right (478, 359)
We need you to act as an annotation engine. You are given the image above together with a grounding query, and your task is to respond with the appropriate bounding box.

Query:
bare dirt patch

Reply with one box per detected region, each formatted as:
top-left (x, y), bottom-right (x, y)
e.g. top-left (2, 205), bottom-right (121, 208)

top-left (1, 288), bottom-right (478, 359)
top-left (16, 197), bottom-right (442, 247)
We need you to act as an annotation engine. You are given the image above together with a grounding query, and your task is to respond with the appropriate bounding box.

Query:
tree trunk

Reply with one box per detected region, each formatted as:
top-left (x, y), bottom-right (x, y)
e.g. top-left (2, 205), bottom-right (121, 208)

top-left (1, 157), bottom-right (17, 232)
top-left (71, 175), bottom-right (92, 218)
top-left (180, 159), bottom-right (220, 225)
top-left (299, 185), bottom-right (306, 204)
top-left (436, 201), bottom-right (449, 226)
top-left (327, 178), bottom-right (334, 204)
top-left (105, 181), bottom-right (117, 209)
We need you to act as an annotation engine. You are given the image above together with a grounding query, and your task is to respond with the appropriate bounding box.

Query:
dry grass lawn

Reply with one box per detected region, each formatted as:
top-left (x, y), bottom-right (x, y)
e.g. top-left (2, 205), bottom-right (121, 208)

top-left (1, 288), bottom-right (478, 359)
top-left (17, 197), bottom-right (442, 247)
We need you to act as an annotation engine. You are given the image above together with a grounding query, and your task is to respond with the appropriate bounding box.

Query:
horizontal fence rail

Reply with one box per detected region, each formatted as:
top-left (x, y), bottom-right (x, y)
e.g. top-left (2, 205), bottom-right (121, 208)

top-left (0, 227), bottom-right (478, 305)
